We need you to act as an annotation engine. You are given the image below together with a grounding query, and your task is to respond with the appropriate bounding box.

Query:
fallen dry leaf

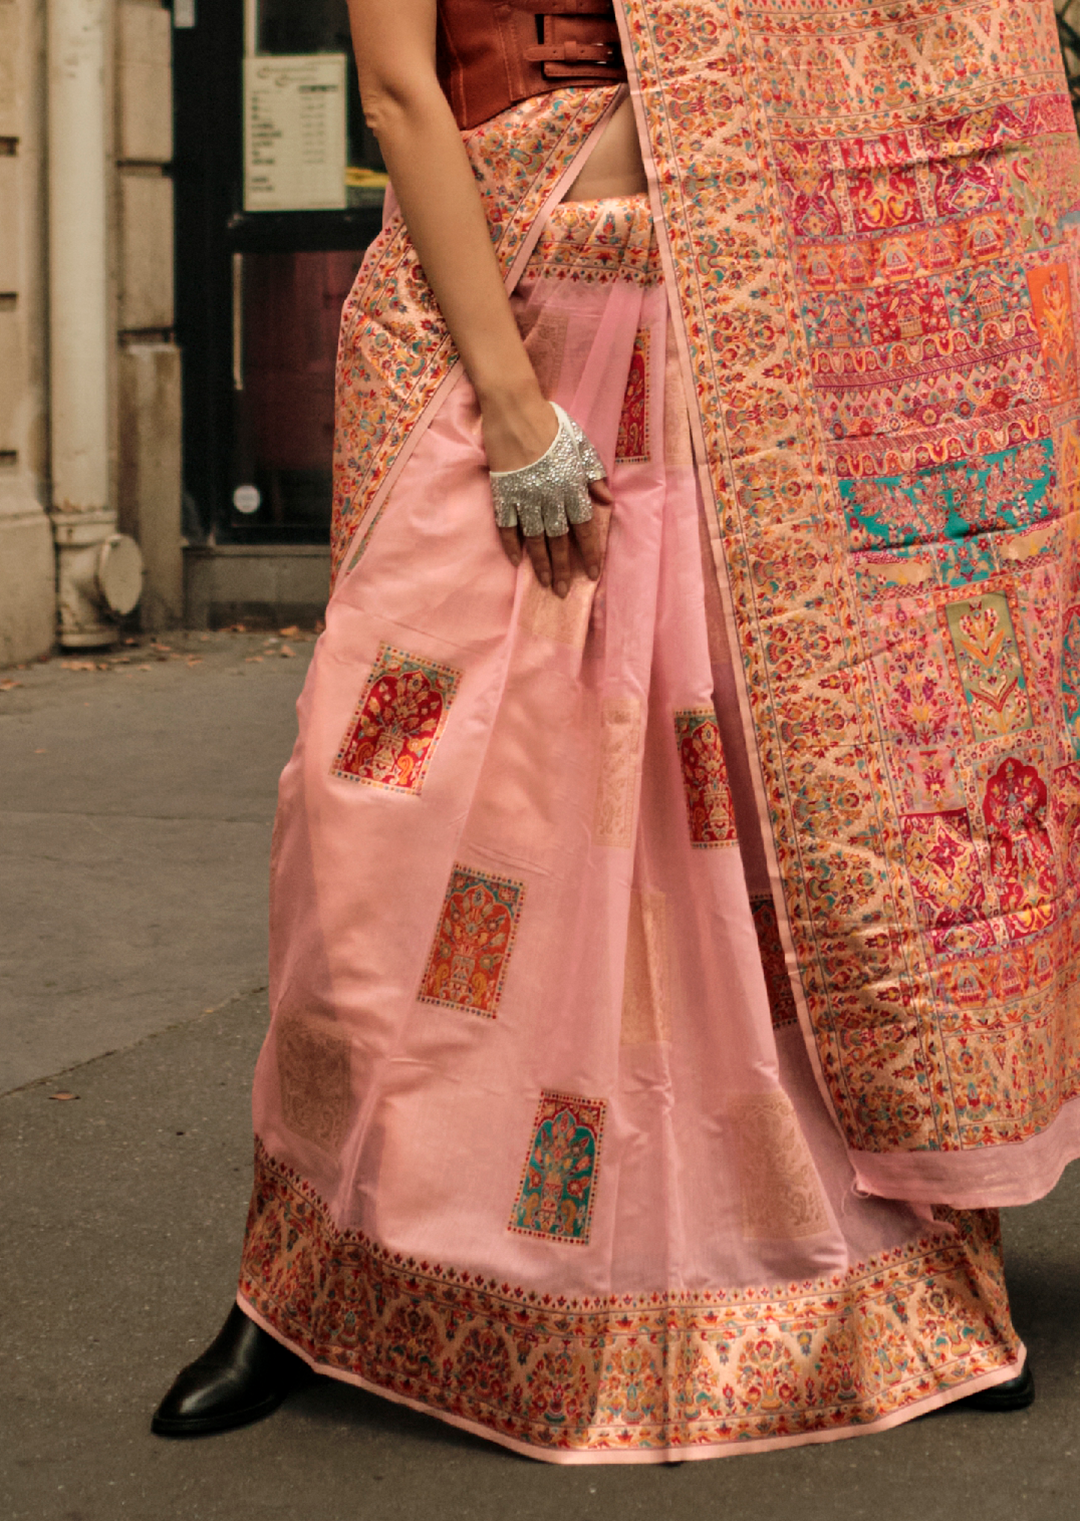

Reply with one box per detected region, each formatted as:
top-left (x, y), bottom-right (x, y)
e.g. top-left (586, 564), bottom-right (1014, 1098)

top-left (186, 657), bottom-right (203, 667)
top-left (34, 748), bottom-right (46, 755)
top-left (61, 660), bottom-right (97, 672)
top-left (245, 655), bottom-right (263, 664)
top-left (280, 645), bottom-right (296, 658)
top-left (123, 637), bottom-right (139, 646)
top-left (152, 643), bottom-right (172, 653)
top-left (137, 663), bottom-right (152, 671)
top-left (0, 679), bottom-right (22, 691)
top-left (279, 625), bottom-right (300, 638)
top-left (49, 1092), bottom-right (79, 1102)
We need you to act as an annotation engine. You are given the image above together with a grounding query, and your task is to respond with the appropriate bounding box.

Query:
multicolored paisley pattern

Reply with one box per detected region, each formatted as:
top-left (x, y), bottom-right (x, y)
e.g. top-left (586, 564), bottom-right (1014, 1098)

top-left (619, 0), bottom-right (1080, 1159)
top-left (239, 1142), bottom-right (1020, 1460)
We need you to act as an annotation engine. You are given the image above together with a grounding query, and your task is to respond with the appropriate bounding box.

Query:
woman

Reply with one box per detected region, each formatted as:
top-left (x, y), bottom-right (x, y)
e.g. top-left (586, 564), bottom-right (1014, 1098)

top-left (154, 0), bottom-right (1080, 1460)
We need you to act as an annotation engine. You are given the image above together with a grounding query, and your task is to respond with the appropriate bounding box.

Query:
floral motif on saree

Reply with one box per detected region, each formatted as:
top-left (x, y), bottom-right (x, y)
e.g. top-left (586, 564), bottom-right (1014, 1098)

top-left (419, 864), bottom-right (526, 1017)
top-left (275, 1013), bottom-right (352, 1155)
top-left (331, 644), bottom-right (462, 794)
top-left (593, 696), bottom-right (644, 849)
top-left (730, 1091), bottom-right (832, 1239)
top-left (673, 709), bottom-right (739, 847)
top-left (509, 1093), bottom-right (607, 1244)
top-left (615, 328), bottom-right (651, 463)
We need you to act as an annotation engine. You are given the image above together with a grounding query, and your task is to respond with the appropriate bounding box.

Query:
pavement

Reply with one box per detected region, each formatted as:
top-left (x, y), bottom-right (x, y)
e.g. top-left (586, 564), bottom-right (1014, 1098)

top-left (2, 629), bottom-right (1080, 1521)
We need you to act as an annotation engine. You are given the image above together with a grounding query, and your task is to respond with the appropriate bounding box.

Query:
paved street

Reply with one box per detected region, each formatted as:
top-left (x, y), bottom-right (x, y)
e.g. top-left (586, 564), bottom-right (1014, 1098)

top-left (3, 633), bottom-right (1079, 1521)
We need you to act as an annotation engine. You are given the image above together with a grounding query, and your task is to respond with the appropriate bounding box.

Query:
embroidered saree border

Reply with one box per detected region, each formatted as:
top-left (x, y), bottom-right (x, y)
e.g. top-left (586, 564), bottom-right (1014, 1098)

top-left (330, 86), bottom-right (622, 584)
top-left (617, 0), bottom-right (1080, 1168)
top-left (239, 1141), bottom-right (1019, 1459)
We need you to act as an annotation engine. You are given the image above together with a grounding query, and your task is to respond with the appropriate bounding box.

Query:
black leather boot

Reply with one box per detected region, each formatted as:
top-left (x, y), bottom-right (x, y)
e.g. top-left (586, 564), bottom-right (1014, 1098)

top-left (956, 1362), bottom-right (1035, 1412)
top-left (152, 1305), bottom-right (311, 1437)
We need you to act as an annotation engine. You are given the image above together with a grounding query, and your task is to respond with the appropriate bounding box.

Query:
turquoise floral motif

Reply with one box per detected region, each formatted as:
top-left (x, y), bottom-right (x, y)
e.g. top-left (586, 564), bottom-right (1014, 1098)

top-left (840, 438), bottom-right (1056, 552)
top-left (510, 1092), bottom-right (606, 1245)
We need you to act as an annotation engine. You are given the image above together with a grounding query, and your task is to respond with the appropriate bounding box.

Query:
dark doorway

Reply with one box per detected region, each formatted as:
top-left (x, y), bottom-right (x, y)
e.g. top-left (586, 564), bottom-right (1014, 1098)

top-left (171, 1), bottom-right (385, 546)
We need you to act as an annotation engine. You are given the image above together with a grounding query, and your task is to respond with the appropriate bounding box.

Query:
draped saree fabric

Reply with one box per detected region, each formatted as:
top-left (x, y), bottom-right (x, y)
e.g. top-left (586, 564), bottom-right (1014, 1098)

top-left (613, 0), bottom-right (1080, 1203)
top-left (238, 0), bottom-right (1080, 1465)
top-left (241, 191), bottom-right (1023, 1460)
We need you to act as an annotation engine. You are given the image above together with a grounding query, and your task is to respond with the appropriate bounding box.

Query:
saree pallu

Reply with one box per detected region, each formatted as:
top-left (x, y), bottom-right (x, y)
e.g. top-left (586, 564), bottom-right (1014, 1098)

top-left (239, 196), bottom-right (1023, 1463)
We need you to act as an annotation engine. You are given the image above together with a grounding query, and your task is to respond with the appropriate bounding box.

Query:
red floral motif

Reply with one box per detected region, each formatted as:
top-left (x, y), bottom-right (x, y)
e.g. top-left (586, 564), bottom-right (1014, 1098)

top-left (847, 165), bottom-right (923, 233)
top-left (865, 278), bottom-right (951, 346)
top-left (615, 328), bottom-right (651, 463)
top-left (982, 756), bottom-right (1057, 940)
top-left (238, 1143), bottom-right (1021, 1457)
top-left (419, 864), bottom-right (525, 1017)
top-left (332, 644), bottom-right (461, 794)
top-left (900, 810), bottom-right (993, 957)
top-left (674, 710), bottom-right (738, 847)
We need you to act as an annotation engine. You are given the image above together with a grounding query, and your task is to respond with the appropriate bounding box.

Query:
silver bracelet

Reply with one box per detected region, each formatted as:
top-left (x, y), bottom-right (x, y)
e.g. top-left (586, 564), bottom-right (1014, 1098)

top-left (489, 404), bottom-right (606, 539)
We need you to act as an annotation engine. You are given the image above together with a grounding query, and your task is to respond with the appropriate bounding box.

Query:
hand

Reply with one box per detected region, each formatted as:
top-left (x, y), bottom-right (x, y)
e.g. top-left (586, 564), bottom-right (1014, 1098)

top-left (482, 396), bottom-right (613, 597)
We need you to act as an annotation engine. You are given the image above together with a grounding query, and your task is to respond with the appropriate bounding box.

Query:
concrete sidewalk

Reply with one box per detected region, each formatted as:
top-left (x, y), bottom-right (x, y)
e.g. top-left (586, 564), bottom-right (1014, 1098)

top-left (3, 635), bottom-right (1079, 1521)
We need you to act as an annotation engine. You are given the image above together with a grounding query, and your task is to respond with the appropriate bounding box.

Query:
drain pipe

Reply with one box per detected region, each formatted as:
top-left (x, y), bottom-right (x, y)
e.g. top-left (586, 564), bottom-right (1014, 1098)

top-left (47, 0), bottom-right (142, 646)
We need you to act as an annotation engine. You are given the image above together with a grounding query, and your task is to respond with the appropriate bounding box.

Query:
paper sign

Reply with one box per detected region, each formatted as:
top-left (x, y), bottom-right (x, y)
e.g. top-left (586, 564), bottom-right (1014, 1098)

top-left (244, 55), bottom-right (347, 212)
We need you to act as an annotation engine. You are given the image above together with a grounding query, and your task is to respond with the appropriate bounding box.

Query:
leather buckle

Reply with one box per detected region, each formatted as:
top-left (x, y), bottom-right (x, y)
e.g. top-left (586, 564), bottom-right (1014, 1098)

top-left (524, 41), bottom-right (619, 65)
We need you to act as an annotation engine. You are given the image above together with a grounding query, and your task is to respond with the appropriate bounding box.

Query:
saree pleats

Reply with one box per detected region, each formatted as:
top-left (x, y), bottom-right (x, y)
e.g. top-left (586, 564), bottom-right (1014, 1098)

top-left (240, 199), bottom-right (1023, 1462)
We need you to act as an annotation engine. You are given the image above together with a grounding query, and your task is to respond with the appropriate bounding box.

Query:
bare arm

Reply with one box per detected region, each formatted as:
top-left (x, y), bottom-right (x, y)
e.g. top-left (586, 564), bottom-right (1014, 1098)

top-left (346, 0), bottom-right (609, 591)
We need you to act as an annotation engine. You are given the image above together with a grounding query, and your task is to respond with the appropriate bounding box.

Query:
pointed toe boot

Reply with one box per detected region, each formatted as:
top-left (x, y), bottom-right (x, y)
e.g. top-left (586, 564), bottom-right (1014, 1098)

top-left (152, 1305), bottom-right (310, 1437)
top-left (956, 1362), bottom-right (1035, 1413)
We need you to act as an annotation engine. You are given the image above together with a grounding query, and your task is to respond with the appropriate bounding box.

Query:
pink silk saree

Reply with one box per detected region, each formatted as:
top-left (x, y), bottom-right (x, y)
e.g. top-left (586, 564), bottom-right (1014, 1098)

top-left (238, 0), bottom-right (1080, 1464)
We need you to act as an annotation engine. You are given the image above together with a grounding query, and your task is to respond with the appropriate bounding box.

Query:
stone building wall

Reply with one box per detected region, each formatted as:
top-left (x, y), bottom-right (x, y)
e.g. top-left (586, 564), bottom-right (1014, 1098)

top-left (0, 0), bottom-right (53, 666)
top-left (0, 0), bottom-right (180, 667)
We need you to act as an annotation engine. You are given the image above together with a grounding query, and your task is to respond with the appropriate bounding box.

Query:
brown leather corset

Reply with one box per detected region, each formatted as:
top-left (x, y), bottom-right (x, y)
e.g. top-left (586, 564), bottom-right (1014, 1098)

top-left (437, 0), bottom-right (626, 132)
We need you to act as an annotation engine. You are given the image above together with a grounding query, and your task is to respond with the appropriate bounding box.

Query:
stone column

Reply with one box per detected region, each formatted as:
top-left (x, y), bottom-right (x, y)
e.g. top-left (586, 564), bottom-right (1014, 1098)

top-left (0, 0), bottom-right (56, 666)
top-left (116, 0), bottom-right (182, 631)
top-left (48, 0), bottom-right (143, 647)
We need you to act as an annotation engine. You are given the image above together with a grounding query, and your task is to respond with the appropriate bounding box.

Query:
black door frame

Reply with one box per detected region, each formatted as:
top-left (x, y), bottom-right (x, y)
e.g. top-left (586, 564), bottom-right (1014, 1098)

top-left (171, 2), bottom-right (383, 544)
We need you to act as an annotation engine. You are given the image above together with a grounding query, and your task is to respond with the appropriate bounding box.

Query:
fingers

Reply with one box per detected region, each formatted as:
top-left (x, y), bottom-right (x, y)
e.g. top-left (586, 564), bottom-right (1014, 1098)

top-left (498, 526), bottom-right (522, 566)
top-left (548, 530), bottom-right (573, 598)
top-left (589, 476), bottom-right (614, 506)
top-left (523, 531), bottom-right (553, 589)
top-left (572, 516), bottom-right (604, 581)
